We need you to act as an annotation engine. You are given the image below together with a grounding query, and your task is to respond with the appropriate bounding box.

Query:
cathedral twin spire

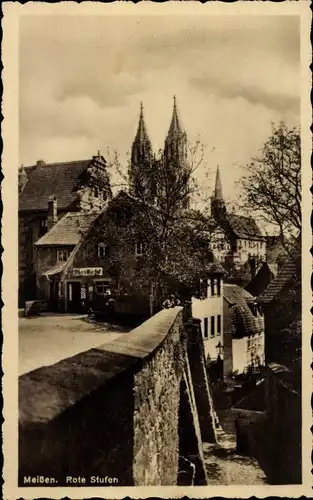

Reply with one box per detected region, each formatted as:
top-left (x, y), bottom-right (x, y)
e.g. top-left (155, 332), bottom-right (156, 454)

top-left (130, 96), bottom-right (188, 201)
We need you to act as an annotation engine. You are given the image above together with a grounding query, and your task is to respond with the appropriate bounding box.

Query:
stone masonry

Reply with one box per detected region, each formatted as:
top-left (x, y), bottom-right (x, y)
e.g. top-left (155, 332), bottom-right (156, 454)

top-left (19, 307), bottom-right (215, 486)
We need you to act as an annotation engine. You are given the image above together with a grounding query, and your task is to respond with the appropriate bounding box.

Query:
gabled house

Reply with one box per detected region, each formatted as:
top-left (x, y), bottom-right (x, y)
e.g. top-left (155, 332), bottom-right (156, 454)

top-left (223, 284), bottom-right (265, 379)
top-left (210, 166), bottom-right (266, 272)
top-left (34, 212), bottom-right (99, 311)
top-left (258, 236), bottom-right (301, 380)
top-left (18, 153), bottom-right (111, 305)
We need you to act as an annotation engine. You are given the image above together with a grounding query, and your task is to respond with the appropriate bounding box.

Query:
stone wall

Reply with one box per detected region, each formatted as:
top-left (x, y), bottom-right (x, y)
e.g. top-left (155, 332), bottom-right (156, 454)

top-left (19, 307), bottom-right (213, 487)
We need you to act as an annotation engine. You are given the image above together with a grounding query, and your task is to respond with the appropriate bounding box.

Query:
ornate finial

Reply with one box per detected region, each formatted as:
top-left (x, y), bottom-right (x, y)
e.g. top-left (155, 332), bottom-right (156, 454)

top-left (97, 150), bottom-right (101, 157)
top-left (173, 95), bottom-right (177, 108)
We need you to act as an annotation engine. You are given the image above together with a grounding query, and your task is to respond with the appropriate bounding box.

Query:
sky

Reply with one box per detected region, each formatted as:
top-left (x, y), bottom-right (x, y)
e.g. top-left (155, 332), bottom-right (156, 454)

top-left (19, 14), bottom-right (300, 206)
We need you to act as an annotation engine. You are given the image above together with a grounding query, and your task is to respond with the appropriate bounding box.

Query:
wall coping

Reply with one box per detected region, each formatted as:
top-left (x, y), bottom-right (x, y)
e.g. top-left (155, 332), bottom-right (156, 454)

top-left (19, 307), bottom-right (183, 427)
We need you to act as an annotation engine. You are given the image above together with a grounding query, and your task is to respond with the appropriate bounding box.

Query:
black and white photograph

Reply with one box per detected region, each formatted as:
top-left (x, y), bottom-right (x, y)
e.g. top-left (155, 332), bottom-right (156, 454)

top-left (2, 1), bottom-right (311, 498)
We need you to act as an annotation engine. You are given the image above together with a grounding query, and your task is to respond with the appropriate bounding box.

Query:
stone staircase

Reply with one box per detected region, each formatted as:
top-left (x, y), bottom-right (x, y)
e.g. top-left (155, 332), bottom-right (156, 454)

top-left (203, 409), bottom-right (267, 485)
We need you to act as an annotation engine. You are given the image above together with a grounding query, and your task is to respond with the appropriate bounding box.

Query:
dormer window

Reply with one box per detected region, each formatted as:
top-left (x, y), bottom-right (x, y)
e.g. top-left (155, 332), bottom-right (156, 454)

top-left (57, 249), bottom-right (69, 262)
top-left (98, 242), bottom-right (108, 258)
top-left (135, 241), bottom-right (145, 256)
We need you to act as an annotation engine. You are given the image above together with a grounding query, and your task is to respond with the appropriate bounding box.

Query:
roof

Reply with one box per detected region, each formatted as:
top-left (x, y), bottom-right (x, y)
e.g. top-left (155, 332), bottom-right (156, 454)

top-left (258, 241), bottom-right (301, 304)
top-left (35, 212), bottom-right (98, 246)
top-left (228, 214), bottom-right (264, 239)
top-left (166, 95), bottom-right (185, 139)
top-left (40, 261), bottom-right (68, 279)
top-left (223, 283), bottom-right (255, 305)
top-left (19, 160), bottom-right (91, 212)
top-left (224, 284), bottom-right (263, 338)
top-left (244, 262), bottom-right (277, 297)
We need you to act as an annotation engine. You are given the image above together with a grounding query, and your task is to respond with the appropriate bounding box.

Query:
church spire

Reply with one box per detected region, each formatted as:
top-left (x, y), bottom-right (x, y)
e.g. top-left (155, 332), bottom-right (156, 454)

top-left (167, 95), bottom-right (184, 138)
top-left (130, 102), bottom-right (154, 200)
top-left (214, 165), bottom-right (224, 201)
top-left (134, 101), bottom-right (150, 144)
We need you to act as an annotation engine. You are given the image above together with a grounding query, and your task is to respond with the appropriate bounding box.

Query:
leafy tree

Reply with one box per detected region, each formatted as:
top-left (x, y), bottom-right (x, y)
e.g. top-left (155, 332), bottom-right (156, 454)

top-left (239, 122), bottom-right (301, 248)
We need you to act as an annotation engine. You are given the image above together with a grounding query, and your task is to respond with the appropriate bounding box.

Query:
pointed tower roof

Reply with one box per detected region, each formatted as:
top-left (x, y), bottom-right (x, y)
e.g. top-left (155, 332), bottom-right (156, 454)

top-left (134, 102), bottom-right (151, 145)
top-left (214, 165), bottom-right (224, 201)
top-left (167, 95), bottom-right (185, 138)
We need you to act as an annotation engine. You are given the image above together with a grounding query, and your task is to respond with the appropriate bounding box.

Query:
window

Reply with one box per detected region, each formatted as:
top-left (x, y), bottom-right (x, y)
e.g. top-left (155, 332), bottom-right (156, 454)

top-left (204, 317), bottom-right (208, 339)
top-left (244, 241), bottom-right (247, 247)
top-left (57, 249), bottom-right (69, 262)
top-left (135, 241), bottom-right (145, 256)
top-left (95, 280), bottom-right (111, 295)
top-left (216, 278), bottom-right (221, 297)
top-left (94, 186), bottom-right (99, 198)
top-left (210, 279), bottom-right (215, 297)
top-left (199, 279), bottom-right (208, 299)
top-left (217, 315), bottom-right (221, 335)
top-left (98, 242), bottom-right (108, 258)
top-left (210, 316), bottom-right (215, 337)
top-left (39, 218), bottom-right (48, 236)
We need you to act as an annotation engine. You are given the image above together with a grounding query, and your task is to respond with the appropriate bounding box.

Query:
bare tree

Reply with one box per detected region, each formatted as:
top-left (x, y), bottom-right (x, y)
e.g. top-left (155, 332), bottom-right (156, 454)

top-left (238, 122), bottom-right (301, 248)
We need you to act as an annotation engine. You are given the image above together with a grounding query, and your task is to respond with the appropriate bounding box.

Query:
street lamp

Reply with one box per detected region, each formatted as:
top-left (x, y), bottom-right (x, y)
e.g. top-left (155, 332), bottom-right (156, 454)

top-left (215, 341), bottom-right (223, 358)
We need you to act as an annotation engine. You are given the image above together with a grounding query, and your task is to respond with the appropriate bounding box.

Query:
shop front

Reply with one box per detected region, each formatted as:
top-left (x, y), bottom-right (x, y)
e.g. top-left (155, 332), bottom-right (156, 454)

top-left (63, 266), bottom-right (112, 314)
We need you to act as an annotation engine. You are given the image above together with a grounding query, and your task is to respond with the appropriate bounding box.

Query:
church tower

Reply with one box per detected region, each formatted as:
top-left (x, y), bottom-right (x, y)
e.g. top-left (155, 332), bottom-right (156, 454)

top-left (164, 95), bottom-right (187, 167)
top-left (129, 103), bottom-right (155, 202)
top-left (211, 166), bottom-right (227, 222)
top-left (163, 96), bottom-right (189, 209)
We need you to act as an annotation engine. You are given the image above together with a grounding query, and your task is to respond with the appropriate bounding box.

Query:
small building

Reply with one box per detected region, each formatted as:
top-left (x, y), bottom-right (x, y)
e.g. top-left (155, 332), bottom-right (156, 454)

top-left (18, 153), bottom-right (111, 306)
top-left (191, 262), bottom-right (226, 362)
top-left (35, 210), bottom-right (99, 311)
top-left (223, 284), bottom-right (265, 379)
top-left (34, 191), bottom-right (158, 319)
top-left (258, 236), bottom-right (301, 384)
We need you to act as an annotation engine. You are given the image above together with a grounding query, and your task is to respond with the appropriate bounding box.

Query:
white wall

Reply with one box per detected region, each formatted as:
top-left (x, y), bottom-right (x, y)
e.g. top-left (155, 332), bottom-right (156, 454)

top-left (192, 278), bottom-right (224, 361)
top-left (233, 331), bottom-right (265, 375)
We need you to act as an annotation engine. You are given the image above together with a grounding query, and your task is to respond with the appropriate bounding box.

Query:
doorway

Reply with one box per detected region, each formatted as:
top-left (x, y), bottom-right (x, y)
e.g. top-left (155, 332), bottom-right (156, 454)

top-left (49, 280), bottom-right (59, 311)
top-left (67, 281), bottom-right (81, 313)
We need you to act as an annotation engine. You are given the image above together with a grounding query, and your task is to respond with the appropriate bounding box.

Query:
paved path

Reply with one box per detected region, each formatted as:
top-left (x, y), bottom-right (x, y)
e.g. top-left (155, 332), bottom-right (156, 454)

top-left (203, 409), bottom-right (267, 485)
top-left (19, 314), bottom-right (129, 376)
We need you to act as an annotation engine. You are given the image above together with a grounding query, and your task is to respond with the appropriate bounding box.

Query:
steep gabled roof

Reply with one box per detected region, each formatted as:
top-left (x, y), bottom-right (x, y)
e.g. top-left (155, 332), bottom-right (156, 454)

top-left (258, 255), bottom-right (301, 305)
top-left (228, 214), bottom-right (264, 239)
top-left (19, 159), bottom-right (91, 212)
top-left (223, 283), bottom-right (255, 306)
top-left (245, 262), bottom-right (277, 297)
top-left (35, 212), bottom-right (98, 246)
top-left (224, 284), bottom-right (263, 338)
top-left (257, 234), bottom-right (301, 304)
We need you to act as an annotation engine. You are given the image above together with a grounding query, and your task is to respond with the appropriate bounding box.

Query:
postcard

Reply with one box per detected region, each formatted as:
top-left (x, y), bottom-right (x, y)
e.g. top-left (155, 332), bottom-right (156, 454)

top-left (2, 1), bottom-right (311, 498)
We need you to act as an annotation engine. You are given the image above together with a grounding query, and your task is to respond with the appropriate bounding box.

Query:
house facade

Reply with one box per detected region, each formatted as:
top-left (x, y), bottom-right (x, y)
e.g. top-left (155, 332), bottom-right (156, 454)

top-left (34, 192), bottom-right (157, 318)
top-left (18, 153), bottom-right (111, 306)
top-left (210, 166), bottom-right (266, 273)
top-left (223, 284), bottom-right (265, 379)
top-left (258, 237), bottom-right (301, 387)
top-left (191, 266), bottom-right (225, 362)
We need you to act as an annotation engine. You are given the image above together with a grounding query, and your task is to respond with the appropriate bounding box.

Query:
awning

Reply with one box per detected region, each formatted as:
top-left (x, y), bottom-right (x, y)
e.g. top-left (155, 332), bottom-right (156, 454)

top-left (40, 261), bottom-right (67, 281)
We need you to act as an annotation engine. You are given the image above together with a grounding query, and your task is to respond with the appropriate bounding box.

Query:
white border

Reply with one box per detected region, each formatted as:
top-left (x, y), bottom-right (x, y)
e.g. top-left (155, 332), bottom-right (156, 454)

top-left (2, 1), bottom-right (311, 498)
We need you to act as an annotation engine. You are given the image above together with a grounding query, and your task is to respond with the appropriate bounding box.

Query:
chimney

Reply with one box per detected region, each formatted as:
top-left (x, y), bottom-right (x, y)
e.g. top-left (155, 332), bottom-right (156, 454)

top-left (47, 195), bottom-right (58, 231)
top-left (36, 159), bottom-right (45, 167)
top-left (18, 164), bottom-right (28, 193)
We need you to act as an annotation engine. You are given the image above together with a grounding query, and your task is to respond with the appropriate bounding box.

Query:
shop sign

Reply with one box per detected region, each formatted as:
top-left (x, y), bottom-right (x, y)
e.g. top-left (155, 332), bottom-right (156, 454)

top-left (73, 267), bottom-right (103, 277)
